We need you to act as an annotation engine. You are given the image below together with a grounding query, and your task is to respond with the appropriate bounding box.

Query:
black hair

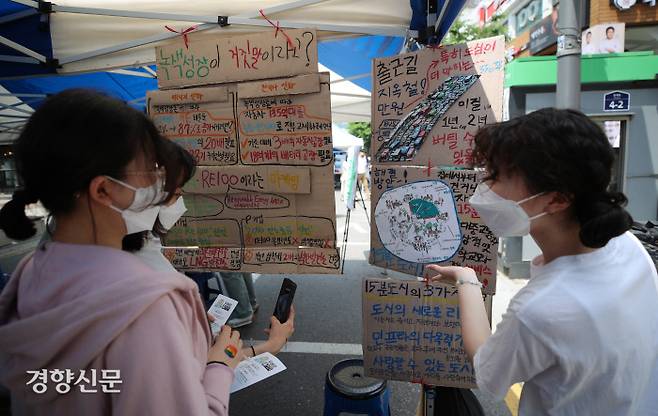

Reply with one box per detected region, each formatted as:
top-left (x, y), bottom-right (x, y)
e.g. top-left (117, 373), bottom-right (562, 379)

top-left (473, 108), bottom-right (633, 248)
top-left (122, 231), bottom-right (149, 253)
top-left (122, 141), bottom-right (197, 252)
top-left (152, 141), bottom-right (196, 238)
top-left (606, 26), bottom-right (615, 33)
top-left (0, 89), bottom-right (179, 240)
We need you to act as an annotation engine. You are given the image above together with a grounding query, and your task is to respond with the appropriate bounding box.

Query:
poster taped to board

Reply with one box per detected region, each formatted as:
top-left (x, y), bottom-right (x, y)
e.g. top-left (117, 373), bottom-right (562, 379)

top-left (369, 168), bottom-right (497, 295)
top-left (371, 36), bottom-right (505, 167)
top-left (149, 33), bottom-right (338, 273)
top-left (369, 36), bottom-right (503, 292)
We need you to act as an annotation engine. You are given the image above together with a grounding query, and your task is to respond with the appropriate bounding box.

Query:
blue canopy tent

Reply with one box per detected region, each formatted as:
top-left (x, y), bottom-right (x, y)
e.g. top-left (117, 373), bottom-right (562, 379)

top-left (0, 0), bottom-right (467, 141)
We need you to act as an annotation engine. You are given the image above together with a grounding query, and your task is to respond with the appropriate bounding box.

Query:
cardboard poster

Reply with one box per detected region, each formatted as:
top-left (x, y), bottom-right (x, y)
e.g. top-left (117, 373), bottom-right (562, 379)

top-left (369, 37), bottom-right (503, 294)
top-left (362, 278), bottom-right (492, 388)
top-left (370, 169), bottom-right (497, 294)
top-left (371, 36), bottom-right (505, 167)
top-left (156, 29), bottom-right (318, 89)
top-left (149, 32), bottom-right (338, 274)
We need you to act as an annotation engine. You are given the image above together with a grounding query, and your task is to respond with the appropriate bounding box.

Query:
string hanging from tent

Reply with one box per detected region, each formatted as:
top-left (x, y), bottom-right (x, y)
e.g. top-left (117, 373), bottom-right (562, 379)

top-left (164, 25), bottom-right (198, 49)
top-left (258, 9), bottom-right (294, 48)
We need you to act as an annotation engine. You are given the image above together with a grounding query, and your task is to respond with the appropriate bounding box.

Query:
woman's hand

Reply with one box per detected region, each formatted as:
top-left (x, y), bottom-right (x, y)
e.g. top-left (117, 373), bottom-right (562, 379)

top-left (424, 264), bottom-right (478, 285)
top-left (263, 305), bottom-right (295, 355)
top-left (208, 325), bottom-right (244, 369)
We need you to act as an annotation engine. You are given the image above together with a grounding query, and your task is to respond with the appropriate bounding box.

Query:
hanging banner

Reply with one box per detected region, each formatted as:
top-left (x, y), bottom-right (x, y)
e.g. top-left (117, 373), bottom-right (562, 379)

top-left (156, 29), bottom-right (318, 89)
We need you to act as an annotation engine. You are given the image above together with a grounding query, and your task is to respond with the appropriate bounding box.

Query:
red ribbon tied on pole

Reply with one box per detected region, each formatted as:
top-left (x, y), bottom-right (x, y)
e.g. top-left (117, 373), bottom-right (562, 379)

top-left (164, 25), bottom-right (198, 49)
top-left (258, 9), bottom-right (294, 48)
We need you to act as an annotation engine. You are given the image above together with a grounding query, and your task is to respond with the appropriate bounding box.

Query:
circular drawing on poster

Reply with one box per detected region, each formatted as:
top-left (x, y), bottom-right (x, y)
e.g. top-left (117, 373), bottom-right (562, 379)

top-left (374, 180), bottom-right (462, 264)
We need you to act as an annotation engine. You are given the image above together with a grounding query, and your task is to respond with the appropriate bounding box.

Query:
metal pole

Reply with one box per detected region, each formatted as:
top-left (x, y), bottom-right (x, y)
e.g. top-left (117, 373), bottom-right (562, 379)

top-left (555, 0), bottom-right (581, 109)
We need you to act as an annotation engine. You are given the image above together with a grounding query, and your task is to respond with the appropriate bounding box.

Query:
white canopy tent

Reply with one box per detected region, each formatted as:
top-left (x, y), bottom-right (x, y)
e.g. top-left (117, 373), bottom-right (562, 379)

top-left (319, 63), bottom-right (371, 123)
top-left (9, 0), bottom-right (410, 73)
top-left (0, 0), bottom-right (411, 140)
top-left (331, 124), bottom-right (364, 150)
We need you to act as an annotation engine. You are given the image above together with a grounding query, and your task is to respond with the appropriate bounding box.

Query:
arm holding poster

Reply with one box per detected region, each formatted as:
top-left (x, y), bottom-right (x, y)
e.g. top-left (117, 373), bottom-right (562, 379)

top-left (424, 265), bottom-right (490, 361)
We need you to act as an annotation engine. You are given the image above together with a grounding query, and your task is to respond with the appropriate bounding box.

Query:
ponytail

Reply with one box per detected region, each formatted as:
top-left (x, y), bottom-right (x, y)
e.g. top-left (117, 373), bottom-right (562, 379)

top-left (575, 191), bottom-right (633, 248)
top-left (0, 189), bottom-right (39, 240)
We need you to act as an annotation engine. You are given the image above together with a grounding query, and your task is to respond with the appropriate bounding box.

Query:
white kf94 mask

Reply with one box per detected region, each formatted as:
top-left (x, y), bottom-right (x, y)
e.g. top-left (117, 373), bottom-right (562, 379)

top-left (158, 196), bottom-right (187, 230)
top-left (106, 176), bottom-right (163, 235)
top-left (469, 182), bottom-right (547, 237)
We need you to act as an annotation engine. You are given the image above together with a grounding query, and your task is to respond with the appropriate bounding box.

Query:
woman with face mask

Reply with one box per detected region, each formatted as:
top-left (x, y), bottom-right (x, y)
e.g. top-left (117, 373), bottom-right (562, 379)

top-left (0, 90), bottom-right (243, 415)
top-left (426, 108), bottom-right (658, 415)
top-left (121, 140), bottom-right (196, 274)
top-left (122, 143), bottom-right (295, 359)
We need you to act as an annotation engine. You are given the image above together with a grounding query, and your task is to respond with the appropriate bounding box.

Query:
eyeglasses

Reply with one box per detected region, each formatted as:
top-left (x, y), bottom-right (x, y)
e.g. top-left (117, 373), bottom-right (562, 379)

top-left (123, 166), bottom-right (166, 188)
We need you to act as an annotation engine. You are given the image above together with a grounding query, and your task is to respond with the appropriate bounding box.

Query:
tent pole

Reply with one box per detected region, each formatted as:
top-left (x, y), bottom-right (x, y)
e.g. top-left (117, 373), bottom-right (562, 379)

top-left (0, 35), bottom-right (46, 63)
top-left (0, 102), bottom-right (35, 115)
top-left (0, 9), bottom-right (37, 25)
top-left (50, 0), bottom-right (330, 23)
top-left (0, 55), bottom-right (40, 64)
top-left (107, 69), bottom-right (156, 78)
top-left (9, 0), bottom-right (38, 8)
top-left (128, 97), bottom-right (147, 105)
top-left (330, 92), bottom-right (371, 99)
top-left (0, 114), bottom-right (31, 119)
top-left (0, 93), bottom-right (47, 98)
top-left (142, 66), bottom-right (158, 77)
top-left (0, 120), bottom-right (28, 126)
top-left (331, 110), bottom-right (370, 118)
top-left (50, 5), bottom-right (218, 23)
top-left (331, 102), bottom-right (371, 109)
top-left (330, 73), bottom-right (370, 84)
top-left (228, 17), bottom-right (406, 36)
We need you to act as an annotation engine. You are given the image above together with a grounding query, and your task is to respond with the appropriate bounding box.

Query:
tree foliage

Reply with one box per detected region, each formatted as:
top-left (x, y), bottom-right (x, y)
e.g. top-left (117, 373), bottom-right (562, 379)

top-left (442, 14), bottom-right (509, 45)
top-left (347, 122), bottom-right (372, 152)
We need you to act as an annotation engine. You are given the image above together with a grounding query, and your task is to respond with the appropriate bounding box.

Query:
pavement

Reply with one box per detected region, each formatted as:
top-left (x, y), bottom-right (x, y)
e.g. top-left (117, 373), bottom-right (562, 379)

top-left (0, 191), bottom-right (529, 416)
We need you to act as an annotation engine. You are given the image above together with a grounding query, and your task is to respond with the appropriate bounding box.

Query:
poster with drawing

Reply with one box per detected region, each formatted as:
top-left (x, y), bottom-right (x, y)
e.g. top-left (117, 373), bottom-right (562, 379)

top-left (371, 36), bottom-right (504, 167)
top-left (149, 30), bottom-right (339, 274)
top-left (374, 180), bottom-right (462, 264)
top-left (370, 168), bottom-right (497, 294)
top-left (369, 37), bottom-right (503, 294)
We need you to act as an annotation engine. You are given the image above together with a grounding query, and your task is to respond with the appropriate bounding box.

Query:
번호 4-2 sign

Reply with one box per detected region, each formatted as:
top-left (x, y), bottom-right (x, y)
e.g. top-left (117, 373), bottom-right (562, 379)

top-left (604, 91), bottom-right (630, 112)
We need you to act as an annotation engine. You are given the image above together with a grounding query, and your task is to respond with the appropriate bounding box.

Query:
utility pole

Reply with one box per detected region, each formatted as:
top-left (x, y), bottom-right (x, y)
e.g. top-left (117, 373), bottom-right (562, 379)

top-left (556, 0), bottom-right (582, 109)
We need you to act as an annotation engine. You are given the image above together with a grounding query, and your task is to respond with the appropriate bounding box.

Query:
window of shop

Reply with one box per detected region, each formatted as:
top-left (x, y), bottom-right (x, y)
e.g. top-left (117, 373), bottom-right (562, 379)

top-left (592, 117), bottom-right (628, 193)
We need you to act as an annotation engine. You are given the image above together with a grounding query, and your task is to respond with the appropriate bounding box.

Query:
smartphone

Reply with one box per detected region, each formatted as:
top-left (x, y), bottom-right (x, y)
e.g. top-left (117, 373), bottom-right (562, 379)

top-left (273, 278), bottom-right (297, 323)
